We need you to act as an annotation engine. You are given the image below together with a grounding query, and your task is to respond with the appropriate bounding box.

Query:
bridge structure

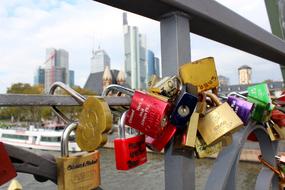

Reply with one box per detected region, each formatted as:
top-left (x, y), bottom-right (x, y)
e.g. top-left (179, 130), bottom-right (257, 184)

top-left (1, 0), bottom-right (285, 189)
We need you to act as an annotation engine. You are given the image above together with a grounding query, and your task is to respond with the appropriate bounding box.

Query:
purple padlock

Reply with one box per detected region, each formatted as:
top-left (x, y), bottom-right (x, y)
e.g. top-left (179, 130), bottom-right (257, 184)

top-left (227, 95), bottom-right (254, 125)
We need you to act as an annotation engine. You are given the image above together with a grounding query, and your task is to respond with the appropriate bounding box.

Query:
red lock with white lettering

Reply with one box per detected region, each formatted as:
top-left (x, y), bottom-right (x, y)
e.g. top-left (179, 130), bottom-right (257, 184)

top-left (146, 122), bottom-right (177, 152)
top-left (114, 111), bottom-right (147, 170)
top-left (102, 85), bottom-right (172, 138)
top-left (0, 142), bottom-right (17, 185)
top-left (125, 91), bottom-right (171, 138)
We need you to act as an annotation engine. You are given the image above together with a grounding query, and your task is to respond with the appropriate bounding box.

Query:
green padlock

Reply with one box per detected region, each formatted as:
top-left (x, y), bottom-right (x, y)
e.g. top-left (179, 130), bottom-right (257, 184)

top-left (247, 83), bottom-right (273, 122)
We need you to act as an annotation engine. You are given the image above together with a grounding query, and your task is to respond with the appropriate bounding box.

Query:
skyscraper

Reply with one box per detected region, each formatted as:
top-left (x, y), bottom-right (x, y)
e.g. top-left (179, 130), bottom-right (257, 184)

top-left (90, 48), bottom-right (111, 73)
top-left (154, 57), bottom-right (161, 77)
top-left (123, 12), bottom-right (147, 89)
top-left (44, 48), bottom-right (70, 92)
top-left (34, 66), bottom-right (45, 86)
top-left (69, 70), bottom-right (75, 87)
top-left (147, 50), bottom-right (155, 78)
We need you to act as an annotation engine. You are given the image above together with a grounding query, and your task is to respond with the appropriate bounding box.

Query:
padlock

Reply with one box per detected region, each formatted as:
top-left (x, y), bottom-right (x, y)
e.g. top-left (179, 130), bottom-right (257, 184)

top-left (146, 122), bottom-right (177, 152)
top-left (227, 92), bottom-right (254, 125)
top-left (169, 92), bottom-right (198, 128)
top-left (102, 85), bottom-right (172, 138)
top-left (0, 142), bottom-right (17, 186)
top-left (183, 112), bottom-right (200, 148)
top-left (179, 57), bottom-right (219, 94)
top-left (265, 122), bottom-right (280, 141)
top-left (198, 92), bottom-right (244, 145)
top-left (247, 83), bottom-right (273, 122)
top-left (76, 96), bottom-right (112, 151)
top-left (195, 135), bottom-right (222, 158)
top-left (266, 120), bottom-right (285, 140)
top-left (114, 111), bottom-right (147, 170)
top-left (57, 123), bottom-right (100, 190)
top-left (147, 75), bottom-right (160, 88)
top-left (272, 109), bottom-right (285, 127)
top-left (276, 155), bottom-right (285, 164)
top-left (148, 75), bottom-right (182, 100)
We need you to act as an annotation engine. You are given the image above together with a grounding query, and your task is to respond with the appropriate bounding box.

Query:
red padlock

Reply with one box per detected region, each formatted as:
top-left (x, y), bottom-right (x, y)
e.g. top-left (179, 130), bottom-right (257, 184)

top-left (145, 122), bottom-right (177, 152)
top-left (125, 90), bottom-right (172, 138)
top-left (114, 111), bottom-right (147, 170)
top-left (0, 142), bottom-right (17, 185)
top-left (272, 109), bottom-right (285, 127)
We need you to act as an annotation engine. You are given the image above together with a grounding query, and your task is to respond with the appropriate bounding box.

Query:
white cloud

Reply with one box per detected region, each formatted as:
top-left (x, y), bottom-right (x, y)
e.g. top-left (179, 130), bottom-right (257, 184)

top-left (0, 0), bottom-right (283, 93)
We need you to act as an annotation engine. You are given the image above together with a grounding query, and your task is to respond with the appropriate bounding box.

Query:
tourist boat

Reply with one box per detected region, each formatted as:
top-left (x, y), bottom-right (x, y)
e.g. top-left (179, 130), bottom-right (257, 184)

top-left (0, 123), bottom-right (81, 152)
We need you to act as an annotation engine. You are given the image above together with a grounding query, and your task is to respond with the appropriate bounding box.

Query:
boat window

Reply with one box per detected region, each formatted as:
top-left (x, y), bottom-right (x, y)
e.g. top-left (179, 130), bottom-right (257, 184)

top-left (41, 136), bottom-right (61, 142)
top-left (69, 136), bottom-right (75, 142)
top-left (2, 134), bottom-right (29, 140)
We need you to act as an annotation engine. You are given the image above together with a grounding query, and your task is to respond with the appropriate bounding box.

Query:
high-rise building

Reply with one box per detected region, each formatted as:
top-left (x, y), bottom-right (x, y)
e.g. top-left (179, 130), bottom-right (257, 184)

top-left (123, 12), bottom-right (147, 89)
top-left (147, 50), bottom-right (155, 79)
top-left (154, 57), bottom-right (161, 77)
top-left (34, 66), bottom-right (45, 86)
top-left (90, 48), bottom-right (111, 73)
top-left (69, 70), bottom-right (75, 87)
top-left (238, 65), bottom-right (252, 85)
top-left (44, 48), bottom-right (70, 92)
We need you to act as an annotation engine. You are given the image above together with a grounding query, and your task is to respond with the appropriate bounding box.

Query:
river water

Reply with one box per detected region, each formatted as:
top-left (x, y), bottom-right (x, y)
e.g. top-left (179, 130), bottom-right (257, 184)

top-left (0, 148), bottom-right (262, 190)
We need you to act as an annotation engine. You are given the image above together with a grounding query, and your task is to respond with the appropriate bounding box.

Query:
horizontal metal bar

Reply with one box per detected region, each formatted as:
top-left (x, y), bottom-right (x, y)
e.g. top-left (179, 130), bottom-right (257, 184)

top-left (0, 94), bottom-right (131, 107)
top-left (94, 0), bottom-right (285, 64)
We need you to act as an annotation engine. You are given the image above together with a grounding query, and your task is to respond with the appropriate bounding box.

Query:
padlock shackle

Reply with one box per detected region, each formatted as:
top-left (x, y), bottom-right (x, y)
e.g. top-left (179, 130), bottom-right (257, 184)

top-left (61, 122), bottom-right (77, 157)
top-left (118, 111), bottom-right (128, 139)
top-left (227, 92), bottom-right (247, 100)
top-left (49, 82), bottom-right (86, 123)
top-left (49, 82), bottom-right (86, 103)
top-left (205, 92), bottom-right (222, 106)
top-left (102, 84), bottom-right (134, 97)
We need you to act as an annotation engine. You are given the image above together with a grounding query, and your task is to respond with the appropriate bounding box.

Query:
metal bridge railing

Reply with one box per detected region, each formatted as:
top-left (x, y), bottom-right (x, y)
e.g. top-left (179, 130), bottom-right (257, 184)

top-left (2, 0), bottom-right (285, 189)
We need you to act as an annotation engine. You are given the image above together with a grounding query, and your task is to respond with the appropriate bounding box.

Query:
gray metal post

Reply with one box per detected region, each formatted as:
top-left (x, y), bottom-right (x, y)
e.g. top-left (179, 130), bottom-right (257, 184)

top-left (160, 12), bottom-right (194, 190)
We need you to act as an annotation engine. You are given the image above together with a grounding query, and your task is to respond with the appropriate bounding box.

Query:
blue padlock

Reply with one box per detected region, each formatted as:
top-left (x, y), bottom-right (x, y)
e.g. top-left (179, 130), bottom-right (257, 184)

top-left (170, 92), bottom-right (198, 129)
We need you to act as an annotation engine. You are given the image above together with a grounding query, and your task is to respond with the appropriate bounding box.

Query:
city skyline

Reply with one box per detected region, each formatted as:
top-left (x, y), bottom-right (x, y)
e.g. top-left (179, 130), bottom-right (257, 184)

top-left (0, 1), bottom-right (283, 93)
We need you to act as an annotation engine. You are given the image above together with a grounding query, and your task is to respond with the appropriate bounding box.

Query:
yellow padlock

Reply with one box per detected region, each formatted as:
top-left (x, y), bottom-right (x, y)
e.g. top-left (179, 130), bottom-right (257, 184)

top-left (179, 57), bottom-right (219, 93)
top-left (57, 123), bottom-right (100, 190)
top-left (195, 135), bottom-right (222, 158)
top-left (265, 121), bottom-right (285, 141)
top-left (76, 96), bottom-right (112, 151)
top-left (198, 92), bottom-right (243, 145)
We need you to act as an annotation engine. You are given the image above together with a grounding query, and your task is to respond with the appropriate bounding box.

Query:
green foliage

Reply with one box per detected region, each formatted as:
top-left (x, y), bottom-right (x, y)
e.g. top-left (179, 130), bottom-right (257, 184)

top-left (1, 83), bottom-right (97, 122)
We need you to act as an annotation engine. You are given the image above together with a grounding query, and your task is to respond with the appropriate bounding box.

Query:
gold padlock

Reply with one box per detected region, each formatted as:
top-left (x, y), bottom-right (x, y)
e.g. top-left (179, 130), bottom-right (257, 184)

top-left (57, 123), bottom-right (100, 190)
top-left (148, 75), bottom-right (182, 100)
top-left (270, 120), bottom-right (285, 139)
top-left (147, 75), bottom-right (160, 88)
top-left (198, 92), bottom-right (244, 145)
top-left (76, 96), bottom-right (112, 151)
top-left (179, 57), bottom-right (219, 93)
top-left (183, 112), bottom-right (199, 148)
top-left (195, 135), bottom-right (222, 158)
top-left (265, 121), bottom-right (284, 141)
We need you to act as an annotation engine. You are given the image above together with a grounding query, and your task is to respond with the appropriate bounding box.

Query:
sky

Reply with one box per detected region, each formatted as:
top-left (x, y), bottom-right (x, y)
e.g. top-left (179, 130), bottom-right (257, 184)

top-left (0, 0), bottom-right (283, 93)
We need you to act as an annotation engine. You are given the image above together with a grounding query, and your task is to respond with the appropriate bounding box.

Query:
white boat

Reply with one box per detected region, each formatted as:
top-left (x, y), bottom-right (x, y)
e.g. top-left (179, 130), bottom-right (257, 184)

top-left (0, 124), bottom-right (81, 152)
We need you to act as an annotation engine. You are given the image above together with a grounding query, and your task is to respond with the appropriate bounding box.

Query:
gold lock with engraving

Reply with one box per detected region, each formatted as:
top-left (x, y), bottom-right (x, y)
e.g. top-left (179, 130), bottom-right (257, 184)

top-left (57, 123), bottom-right (100, 190)
top-left (76, 96), bottom-right (112, 151)
top-left (148, 75), bottom-right (160, 88)
top-left (198, 92), bottom-right (244, 145)
top-left (148, 75), bottom-right (182, 100)
top-left (179, 57), bottom-right (219, 94)
top-left (195, 135), bottom-right (222, 158)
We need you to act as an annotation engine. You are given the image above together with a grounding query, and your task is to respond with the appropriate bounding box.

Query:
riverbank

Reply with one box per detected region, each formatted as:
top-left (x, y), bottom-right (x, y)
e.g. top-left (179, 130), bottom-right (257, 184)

top-left (103, 140), bottom-right (277, 163)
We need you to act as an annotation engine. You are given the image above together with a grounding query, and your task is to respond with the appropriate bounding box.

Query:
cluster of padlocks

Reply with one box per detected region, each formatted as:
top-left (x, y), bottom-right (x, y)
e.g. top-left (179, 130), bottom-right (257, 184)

top-left (2, 57), bottom-right (285, 189)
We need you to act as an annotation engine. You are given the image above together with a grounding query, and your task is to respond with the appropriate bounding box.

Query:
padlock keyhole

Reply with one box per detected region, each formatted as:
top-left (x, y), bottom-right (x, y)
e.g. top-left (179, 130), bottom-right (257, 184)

top-left (178, 105), bottom-right (190, 117)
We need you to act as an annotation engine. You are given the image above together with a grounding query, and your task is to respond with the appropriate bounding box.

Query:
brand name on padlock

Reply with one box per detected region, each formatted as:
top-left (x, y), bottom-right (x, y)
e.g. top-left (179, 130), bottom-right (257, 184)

top-left (67, 159), bottom-right (98, 171)
top-left (198, 76), bottom-right (217, 91)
